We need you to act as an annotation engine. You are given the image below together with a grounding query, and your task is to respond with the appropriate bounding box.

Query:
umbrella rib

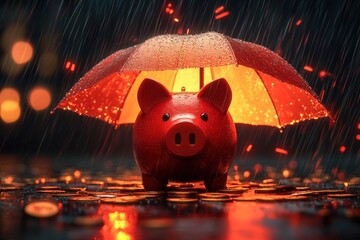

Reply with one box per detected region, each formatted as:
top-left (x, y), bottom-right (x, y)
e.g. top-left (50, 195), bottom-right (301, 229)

top-left (114, 71), bottom-right (142, 126)
top-left (254, 70), bottom-right (282, 128)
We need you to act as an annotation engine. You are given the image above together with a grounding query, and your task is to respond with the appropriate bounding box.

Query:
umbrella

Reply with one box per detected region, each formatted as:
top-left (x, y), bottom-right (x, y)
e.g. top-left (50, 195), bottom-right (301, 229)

top-left (54, 32), bottom-right (329, 128)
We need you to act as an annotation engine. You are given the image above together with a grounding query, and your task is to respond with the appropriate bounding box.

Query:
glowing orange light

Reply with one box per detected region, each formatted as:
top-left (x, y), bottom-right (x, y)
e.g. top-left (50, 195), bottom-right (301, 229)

top-left (169, 9), bottom-right (174, 15)
top-left (0, 88), bottom-right (20, 104)
top-left (28, 87), bottom-right (52, 111)
top-left (339, 146), bottom-right (346, 153)
top-left (11, 41), bottom-right (33, 64)
top-left (70, 63), bottom-right (76, 72)
top-left (186, 28), bottom-right (190, 35)
top-left (282, 169), bottom-right (290, 178)
top-left (174, 18), bottom-right (179, 22)
top-left (40, 178), bottom-right (46, 184)
top-left (0, 100), bottom-right (21, 123)
top-left (303, 65), bottom-right (313, 72)
top-left (165, 8), bottom-right (170, 13)
top-left (295, 19), bottom-right (302, 26)
top-left (4, 176), bottom-right (14, 184)
top-left (215, 11), bottom-right (230, 20)
top-left (357, 123), bottom-right (360, 129)
top-left (74, 170), bottom-right (81, 179)
top-left (246, 144), bottom-right (253, 152)
top-left (65, 175), bottom-right (72, 184)
top-left (215, 6), bottom-right (225, 14)
top-left (344, 182), bottom-right (348, 188)
top-left (81, 178), bottom-right (86, 183)
top-left (35, 179), bottom-right (40, 184)
top-left (243, 170), bottom-right (250, 178)
top-left (65, 61), bottom-right (71, 69)
top-left (167, 3), bottom-right (172, 8)
top-left (319, 70), bottom-right (327, 78)
top-left (356, 134), bottom-right (360, 141)
top-left (275, 147), bottom-right (288, 155)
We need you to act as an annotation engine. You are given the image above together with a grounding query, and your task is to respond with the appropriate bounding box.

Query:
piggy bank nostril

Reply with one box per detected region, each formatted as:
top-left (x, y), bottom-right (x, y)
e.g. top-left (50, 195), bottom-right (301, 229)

top-left (189, 133), bottom-right (196, 145)
top-left (175, 133), bottom-right (181, 145)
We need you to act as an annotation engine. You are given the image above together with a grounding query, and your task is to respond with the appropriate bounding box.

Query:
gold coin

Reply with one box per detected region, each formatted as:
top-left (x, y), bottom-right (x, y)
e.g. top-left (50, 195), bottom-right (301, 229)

top-left (0, 186), bottom-right (21, 191)
top-left (37, 190), bottom-right (66, 194)
top-left (200, 198), bottom-right (232, 202)
top-left (198, 193), bottom-right (230, 199)
top-left (166, 198), bottom-right (198, 203)
top-left (37, 186), bottom-right (61, 190)
top-left (24, 200), bottom-right (59, 218)
top-left (167, 191), bottom-right (198, 197)
top-left (327, 194), bottom-right (357, 199)
top-left (101, 196), bottom-right (145, 204)
top-left (295, 187), bottom-right (310, 191)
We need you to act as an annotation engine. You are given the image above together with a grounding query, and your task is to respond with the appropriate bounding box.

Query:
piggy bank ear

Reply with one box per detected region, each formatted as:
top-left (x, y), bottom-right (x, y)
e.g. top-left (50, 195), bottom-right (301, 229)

top-left (138, 78), bottom-right (172, 113)
top-left (197, 78), bottom-right (232, 113)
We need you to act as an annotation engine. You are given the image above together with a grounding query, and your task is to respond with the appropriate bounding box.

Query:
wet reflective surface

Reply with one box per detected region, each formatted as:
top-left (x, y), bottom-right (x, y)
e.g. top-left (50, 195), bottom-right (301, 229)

top-left (1, 167), bottom-right (359, 240)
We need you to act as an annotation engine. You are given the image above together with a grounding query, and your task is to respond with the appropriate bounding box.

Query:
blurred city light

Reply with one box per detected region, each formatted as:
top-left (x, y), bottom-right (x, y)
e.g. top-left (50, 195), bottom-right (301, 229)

top-left (0, 100), bottom-right (21, 123)
top-left (28, 87), bottom-right (52, 111)
top-left (11, 41), bottom-right (33, 64)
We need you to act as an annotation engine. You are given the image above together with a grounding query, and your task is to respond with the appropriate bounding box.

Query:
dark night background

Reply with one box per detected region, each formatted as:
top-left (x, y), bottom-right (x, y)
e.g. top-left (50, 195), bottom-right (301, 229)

top-left (0, 0), bottom-right (359, 177)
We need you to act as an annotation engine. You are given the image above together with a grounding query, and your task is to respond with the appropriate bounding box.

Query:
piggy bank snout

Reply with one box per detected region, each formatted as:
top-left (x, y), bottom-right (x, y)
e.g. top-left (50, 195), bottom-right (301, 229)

top-left (165, 121), bottom-right (206, 157)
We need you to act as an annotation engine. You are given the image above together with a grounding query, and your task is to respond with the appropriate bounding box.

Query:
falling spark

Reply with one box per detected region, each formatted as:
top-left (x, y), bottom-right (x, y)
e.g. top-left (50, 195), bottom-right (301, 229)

top-left (339, 146), bottom-right (346, 153)
top-left (70, 63), bottom-right (76, 72)
top-left (303, 65), bottom-right (313, 72)
top-left (344, 182), bottom-right (349, 192)
top-left (319, 70), bottom-right (327, 78)
top-left (169, 9), bottom-right (174, 15)
top-left (275, 147), bottom-right (288, 155)
top-left (65, 61), bottom-right (71, 69)
top-left (186, 28), bottom-right (190, 34)
top-left (295, 19), bottom-right (302, 26)
top-left (246, 144), bottom-right (253, 152)
top-left (215, 6), bottom-right (225, 14)
top-left (173, 18), bottom-right (179, 23)
top-left (215, 11), bottom-right (230, 20)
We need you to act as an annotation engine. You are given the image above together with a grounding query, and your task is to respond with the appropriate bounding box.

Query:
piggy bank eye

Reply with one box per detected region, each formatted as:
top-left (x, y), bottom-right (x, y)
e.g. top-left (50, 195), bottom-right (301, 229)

top-left (162, 113), bottom-right (170, 121)
top-left (200, 113), bottom-right (208, 121)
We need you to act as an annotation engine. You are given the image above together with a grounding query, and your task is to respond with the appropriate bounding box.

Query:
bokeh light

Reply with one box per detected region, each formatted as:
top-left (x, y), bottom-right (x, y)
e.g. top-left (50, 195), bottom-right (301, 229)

top-left (28, 87), bottom-right (52, 111)
top-left (0, 100), bottom-right (21, 123)
top-left (0, 88), bottom-right (20, 104)
top-left (282, 169), bottom-right (290, 178)
top-left (11, 41), bottom-right (33, 64)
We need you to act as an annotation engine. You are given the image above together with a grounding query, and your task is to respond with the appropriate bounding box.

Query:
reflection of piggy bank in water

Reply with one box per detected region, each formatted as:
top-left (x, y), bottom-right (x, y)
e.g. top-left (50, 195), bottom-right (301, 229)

top-left (133, 78), bottom-right (237, 191)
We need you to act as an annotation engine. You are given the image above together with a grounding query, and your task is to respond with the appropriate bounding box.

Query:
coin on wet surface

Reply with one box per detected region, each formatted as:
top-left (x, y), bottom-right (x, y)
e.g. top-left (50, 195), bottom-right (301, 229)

top-left (218, 187), bottom-right (248, 194)
top-left (101, 196), bottom-right (145, 204)
top-left (166, 198), bottom-right (198, 203)
top-left (327, 194), bottom-right (357, 199)
top-left (167, 191), bottom-right (198, 197)
top-left (198, 193), bottom-right (230, 199)
top-left (0, 186), bottom-right (21, 192)
top-left (24, 200), bottom-right (59, 218)
top-left (200, 198), bottom-right (233, 202)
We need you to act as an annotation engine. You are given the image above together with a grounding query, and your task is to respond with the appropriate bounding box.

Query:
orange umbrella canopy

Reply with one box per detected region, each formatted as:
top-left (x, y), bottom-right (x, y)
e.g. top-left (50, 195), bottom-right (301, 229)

top-left (54, 32), bottom-right (329, 128)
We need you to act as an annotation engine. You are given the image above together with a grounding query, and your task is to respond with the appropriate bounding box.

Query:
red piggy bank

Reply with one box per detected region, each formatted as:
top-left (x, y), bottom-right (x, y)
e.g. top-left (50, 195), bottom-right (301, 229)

top-left (133, 78), bottom-right (237, 191)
